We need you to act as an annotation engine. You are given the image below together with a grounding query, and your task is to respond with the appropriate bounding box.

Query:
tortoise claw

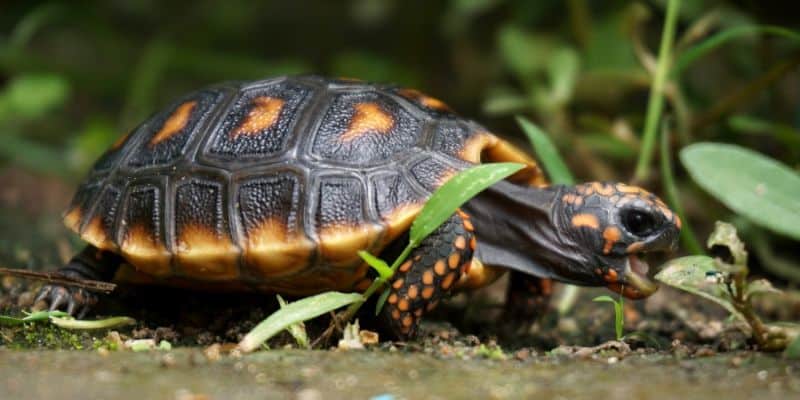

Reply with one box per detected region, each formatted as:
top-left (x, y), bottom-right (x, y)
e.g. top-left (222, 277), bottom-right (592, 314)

top-left (36, 284), bottom-right (97, 317)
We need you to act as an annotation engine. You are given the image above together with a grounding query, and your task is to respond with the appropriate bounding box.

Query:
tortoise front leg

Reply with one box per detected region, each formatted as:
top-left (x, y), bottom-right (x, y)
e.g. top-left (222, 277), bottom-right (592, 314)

top-left (503, 271), bottom-right (553, 324)
top-left (35, 245), bottom-right (122, 317)
top-left (380, 210), bottom-right (475, 339)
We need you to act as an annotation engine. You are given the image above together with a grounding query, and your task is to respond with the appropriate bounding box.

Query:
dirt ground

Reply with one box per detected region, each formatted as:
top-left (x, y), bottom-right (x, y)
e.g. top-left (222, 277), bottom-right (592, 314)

top-left (2, 168), bottom-right (800, 399)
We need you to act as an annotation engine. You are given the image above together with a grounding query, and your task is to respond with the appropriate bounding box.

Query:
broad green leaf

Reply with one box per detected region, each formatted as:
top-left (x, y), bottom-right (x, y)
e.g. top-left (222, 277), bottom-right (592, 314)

top-left (497, 25), bottom-right (553, 80)
top-left (238, 291), bottom-right (362, 352)
top-left (655, 255), bottom-right (745, 322)
top-left (744, 279), bottom-right (781, 300)
top-left (358, 250), bottom-right (392, 280)
top-left (516, 116), bottom-right (574, 184)
top-left (680, 143), bottom-right (800, 241)
top-left (547, 47), bottom-right (579, 106)
top-left (410, 162), bottom-right (524, 245)
top-left (707, 221), bottom-right (747, 266)
top-left (277, 295), bottom-right (309, 349)
top-left (0, 74), bottom-right (69, 121)
top-left (674, 25), bottom-right (800, 77)
top-left (50, 316), bottom-right (135, 330)
top-left (374, 287), bottom-right (391, 316)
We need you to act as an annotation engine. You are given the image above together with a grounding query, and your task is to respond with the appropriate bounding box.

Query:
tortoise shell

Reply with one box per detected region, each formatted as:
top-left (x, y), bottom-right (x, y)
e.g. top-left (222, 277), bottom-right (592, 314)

top-left (63, 76), bottom-right (545, 294)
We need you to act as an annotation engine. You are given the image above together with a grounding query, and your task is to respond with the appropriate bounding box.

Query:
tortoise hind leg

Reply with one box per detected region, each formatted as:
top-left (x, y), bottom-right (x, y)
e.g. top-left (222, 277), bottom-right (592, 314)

top-left (35, 245), bottom-right (123, 317)
top-left (379, 210), bottom-right (475, 340)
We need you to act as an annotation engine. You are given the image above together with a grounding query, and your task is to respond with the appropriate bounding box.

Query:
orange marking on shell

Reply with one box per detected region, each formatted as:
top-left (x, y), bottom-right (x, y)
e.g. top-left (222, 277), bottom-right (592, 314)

top-left (150, 101), bottom-right (196, 146)
top-left (381, 203), bottom-right (424, 246)
top-left (398, 88), bottom-right (452, 112)
top-left (675, 215), bottom-right (683, 229)
top-left (571, 213), bottom-right (600, 230)
top-left (454, 236), bottom-right (466, 250)
top-left (434, 260), bottom-right (447, 275)
top-left (399, 260), bottom-right (413, 273)
top-left (602, 226), bottom-right (622, 254)
top-left (110, 131), bottom-right (131, 150)
top-left (120, 225), bottom-right (171, 277)
top-left (604, 268), bottom-right (619, 283)
top-left (63, 208), bottom-right (83, 232)
top-left (244, 218), bottom-right (314, 278)
top-left (398, 298), bottom-right (409, 311)
top-left (340, 102), bottom-right (394, 141)
top-left (175, 224), bottom-right (239, 279)
top-left (388, 293), bottom-right (398, 304)
top-left (82, 216), bottom-right (111, 250)
top-left (402, 315), bottom-right (413, 328)
top-left (626, 241), bottom-right (645, 254)
top-left (462, 219), bottom-right (474, 232)
top-left (230, 96), bottom-right (284, 138)
top-left (318, 223), bottom-right (381, 265)
top-left (448, 253), bottom-right (460, 269)
top-left (421, 286), bottom-right (435, 299)
top-left (441, 272), bottom-right (456, 290)
top-left (422, 270), bottom-right (434, 285)
top-left (392, 278), bottom-right (404, 289)
top-left (407, 285), bottom-right (419, 299)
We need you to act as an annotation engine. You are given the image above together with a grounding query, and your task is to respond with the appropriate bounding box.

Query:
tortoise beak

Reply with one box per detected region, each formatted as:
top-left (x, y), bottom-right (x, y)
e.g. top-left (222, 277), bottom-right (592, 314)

top-left (607, 254), bottom-right (659, 299)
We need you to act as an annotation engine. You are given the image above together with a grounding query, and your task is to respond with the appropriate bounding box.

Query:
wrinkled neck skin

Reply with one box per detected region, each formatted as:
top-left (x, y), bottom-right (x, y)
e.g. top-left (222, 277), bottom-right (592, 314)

top-left (462, 180), bottom-right (592, 285)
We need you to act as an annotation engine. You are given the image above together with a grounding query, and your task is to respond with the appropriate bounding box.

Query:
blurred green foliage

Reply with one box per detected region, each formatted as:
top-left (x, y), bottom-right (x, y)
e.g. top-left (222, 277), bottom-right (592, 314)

top-left (1, 0), bottom-right (799, 280)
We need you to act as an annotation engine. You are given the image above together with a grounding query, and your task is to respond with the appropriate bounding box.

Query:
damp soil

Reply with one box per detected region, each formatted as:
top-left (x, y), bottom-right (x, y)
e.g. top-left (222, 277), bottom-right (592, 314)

top-left (2, 168), bottom-right (800, 399)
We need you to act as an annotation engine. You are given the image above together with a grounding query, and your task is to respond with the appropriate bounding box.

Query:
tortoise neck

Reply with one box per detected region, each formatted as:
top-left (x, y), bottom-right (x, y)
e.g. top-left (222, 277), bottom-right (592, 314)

top-left (462, 181), bottom-right (569, 279)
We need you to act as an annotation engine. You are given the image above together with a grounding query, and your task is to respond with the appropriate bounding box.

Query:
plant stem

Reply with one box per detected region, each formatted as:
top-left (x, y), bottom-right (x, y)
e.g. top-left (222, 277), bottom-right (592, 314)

top-left (633, 0), bottom-right (681, 183)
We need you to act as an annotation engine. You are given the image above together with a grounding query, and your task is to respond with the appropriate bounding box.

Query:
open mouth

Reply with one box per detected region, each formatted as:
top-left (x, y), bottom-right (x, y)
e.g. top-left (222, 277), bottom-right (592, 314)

top-left (607, 253), bottom-right (659, 299)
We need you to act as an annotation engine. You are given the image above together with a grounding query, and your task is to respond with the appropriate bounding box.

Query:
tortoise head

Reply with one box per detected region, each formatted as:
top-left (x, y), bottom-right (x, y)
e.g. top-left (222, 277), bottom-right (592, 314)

top-left (551, 182), bottom-right (681, 299)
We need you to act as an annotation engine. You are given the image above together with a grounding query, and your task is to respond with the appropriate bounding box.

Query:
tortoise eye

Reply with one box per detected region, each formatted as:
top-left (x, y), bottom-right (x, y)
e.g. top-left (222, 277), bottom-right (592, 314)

top-left (621, 209), bottom-right (656, 237)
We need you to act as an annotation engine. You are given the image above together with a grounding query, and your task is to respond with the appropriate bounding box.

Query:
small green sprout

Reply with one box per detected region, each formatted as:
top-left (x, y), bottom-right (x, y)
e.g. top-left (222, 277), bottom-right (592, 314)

top-left (592, 294), bottom-right (625, 341)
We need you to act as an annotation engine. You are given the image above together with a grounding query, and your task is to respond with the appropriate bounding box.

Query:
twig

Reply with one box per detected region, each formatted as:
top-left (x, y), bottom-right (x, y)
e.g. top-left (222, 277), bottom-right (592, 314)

top-left (0, 267), bottom-right (116, 293)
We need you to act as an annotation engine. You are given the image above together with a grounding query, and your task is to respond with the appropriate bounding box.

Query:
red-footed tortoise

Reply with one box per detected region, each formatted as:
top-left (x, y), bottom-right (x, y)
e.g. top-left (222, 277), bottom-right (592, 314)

top-left (38, 76), bottom-right (680, 338)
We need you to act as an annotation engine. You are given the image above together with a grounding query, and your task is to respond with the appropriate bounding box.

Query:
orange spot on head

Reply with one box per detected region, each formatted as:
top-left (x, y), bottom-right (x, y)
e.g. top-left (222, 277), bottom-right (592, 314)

top-left (571, 213), bottom-right (600, 230)
top-left (454, 236), bottom-right (466, 250)
top-left (340, 102), bottom-right (394, 141)
top-left (434, 260), bottom-right (446, 275)
top-left (422, 270), bottom-right (434, 285)
top-left (230, 96), bottom-right (284, 138)
top-left (407, 285), bottom-right (418, 299)
top-left (421, 286), bottom-right (435, 299)
top-left (592, 182), bottom-right (615, 196)
top-left (150, 101), bottom-right (196, 146)
top-left (448, 253), bottom-right (460, 269)
top-left (603, 226), bottom-right (621, 254)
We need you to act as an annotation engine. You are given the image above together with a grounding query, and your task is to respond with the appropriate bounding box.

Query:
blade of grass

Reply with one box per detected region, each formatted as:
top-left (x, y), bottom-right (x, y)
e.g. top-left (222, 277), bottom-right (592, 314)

top-left (633, 0), bottom-right (681, 182)
top-left (358, 250), bottom-right (392, 281)
top-left (277, 295), bottom-right (310, 349)
top-left (238, 292), bottom-right (362, 352)
top-left (516, 116), bottom-right (574, 184)
top-left (49, 316), bottom-right (135, 330)
top-left (593, 295), bottom-right (624, 340)
top-left (673, 25), bottom-right (800, 77)
top-left (659, 121), bottom-right (703, 254)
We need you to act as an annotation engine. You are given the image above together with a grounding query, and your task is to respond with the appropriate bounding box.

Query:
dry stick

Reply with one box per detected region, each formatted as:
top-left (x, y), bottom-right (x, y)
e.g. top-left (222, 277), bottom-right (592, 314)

top-left (0, 267), bottom-right (117, 293)
top-left (692, 54), bottom-right (800, 131)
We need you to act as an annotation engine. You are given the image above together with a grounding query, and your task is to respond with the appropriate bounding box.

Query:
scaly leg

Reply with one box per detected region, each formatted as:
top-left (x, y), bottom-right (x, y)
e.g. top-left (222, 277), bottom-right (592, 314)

top-left (35, 245), bottom-right (122, 317)
top-left (503, 271), bottom-right (553, 323)
top-left (380, 210), bottom-right (475, 339)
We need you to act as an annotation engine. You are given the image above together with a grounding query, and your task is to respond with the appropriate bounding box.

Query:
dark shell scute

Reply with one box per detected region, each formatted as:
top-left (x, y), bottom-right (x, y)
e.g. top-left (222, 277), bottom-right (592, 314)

top-left (174, 179), bottom-right (228, 239)
top-left (409, 157), bottom-right (456, 192)
top-left (120, 185), bottom-right (163, 245)
top-left (205, 82), bottom-right (313, 160)
top-left (314, 175), bottom-right (367, 230)
top-left (310, 91), bottom-right (423, 166)
top-left (92, 185), bottom-right (123, 238)
top-left (237, 172), bottom-right (304, 239)
top-left (430, 121), bottom-right (482, 161)
top-left (371, 173), bottom-right (425, 221)
top-left (125, 90), bottom-right (222, 169)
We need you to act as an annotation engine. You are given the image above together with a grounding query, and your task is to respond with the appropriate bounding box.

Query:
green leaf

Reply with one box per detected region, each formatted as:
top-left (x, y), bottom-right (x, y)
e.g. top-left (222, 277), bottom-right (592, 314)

top-left (238, 291), bottom-right (362, 352)
top-left (0, 316), bottom-right (24, 326)
top-left (784, 335), bottom-right (800, 359)
top-left (680, 143), bottom-right (800, 241)
top-left (674, 25), bottom-right (800, 77)
top-left (358, 250), bottom-right (392, 281)
top-left (547, 47), bottom-right (579, 106)
top-left (49, 316), bottom-right (136, 330)
top-left (374, 287), bottom-right (391, 316)
top-left (744, 279), bottom-right (782, 300)
top-left (22, 310), bottom-right (70, 321)
top-left (707, 221), bottom-right (748, 265)
top-left (654, 255), bottom-right (746, 322)
top-left (516, 116), bottom-right (574, 184)
top-left (410, 162), bottom-right (524, 245)
top-left (0, 73), bottom-right (69, 121)
top-left (592, 295), bottom-right (623, 340)
top-left (277, 295), bottom-right (310, 349)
